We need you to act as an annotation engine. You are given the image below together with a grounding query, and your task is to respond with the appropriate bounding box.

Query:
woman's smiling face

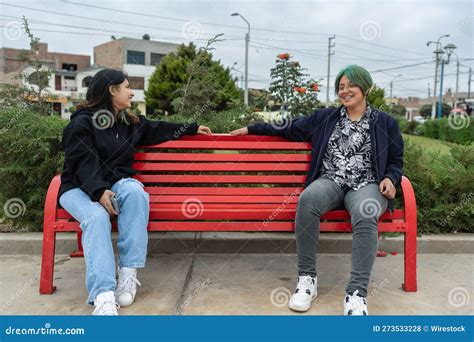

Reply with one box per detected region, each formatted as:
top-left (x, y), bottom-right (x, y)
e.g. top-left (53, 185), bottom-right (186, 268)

top-left (337, 75), bottom-right (365, 108)
top-left (110, 79), bottom-right (134, 112)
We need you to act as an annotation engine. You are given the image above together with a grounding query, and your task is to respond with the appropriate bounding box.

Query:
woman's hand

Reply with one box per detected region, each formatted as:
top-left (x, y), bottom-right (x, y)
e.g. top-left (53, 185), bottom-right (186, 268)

top-left (197, 125), bottom-right (212, 135)
top-left (229, 127), bottom-right (248, 136)
top-left (379, 177), bottom-right (396, 199)
top-left (99, 190), bottom-right (118, 215)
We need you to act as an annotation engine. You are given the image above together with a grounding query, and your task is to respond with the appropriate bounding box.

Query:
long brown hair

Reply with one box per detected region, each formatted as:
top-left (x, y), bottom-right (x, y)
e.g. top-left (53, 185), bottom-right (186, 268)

top-left (77, 69), bottom-right (140, 125)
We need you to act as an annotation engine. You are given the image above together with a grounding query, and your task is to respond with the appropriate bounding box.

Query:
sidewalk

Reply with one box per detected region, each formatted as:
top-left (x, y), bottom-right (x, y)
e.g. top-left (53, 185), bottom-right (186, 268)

top-left (1, 232), bottom-right (473, 254)
top-left (1, 251), bottom-right (472, 315)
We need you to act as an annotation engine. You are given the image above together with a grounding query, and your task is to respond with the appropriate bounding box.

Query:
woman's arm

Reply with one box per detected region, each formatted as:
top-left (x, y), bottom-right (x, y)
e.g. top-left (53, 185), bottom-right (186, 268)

top-left (137, 116), bottom-right (211, 145)
top-left (232, 110), bottom-right (321, 142)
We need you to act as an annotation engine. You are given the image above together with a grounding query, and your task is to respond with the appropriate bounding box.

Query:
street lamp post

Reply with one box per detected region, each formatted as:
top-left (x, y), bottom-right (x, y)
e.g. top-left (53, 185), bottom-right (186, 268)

top-left (427, 34), bottom-right (449, 120)
top-left (389, 74), bottom-right (402, 99)
top-left (437, 43), bottom-right (457, 118)
top-left (231, 13), bottom-right (250, 106)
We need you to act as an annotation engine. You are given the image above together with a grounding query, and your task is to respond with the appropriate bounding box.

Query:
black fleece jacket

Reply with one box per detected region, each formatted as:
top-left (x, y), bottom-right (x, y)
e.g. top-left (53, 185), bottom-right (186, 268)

top-left (59, 110), bottom-right (198, 202)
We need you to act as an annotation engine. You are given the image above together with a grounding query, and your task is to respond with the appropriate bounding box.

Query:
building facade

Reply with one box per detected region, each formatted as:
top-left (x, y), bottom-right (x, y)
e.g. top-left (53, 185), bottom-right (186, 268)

top-left (94, 37), bottom-right (179, 115)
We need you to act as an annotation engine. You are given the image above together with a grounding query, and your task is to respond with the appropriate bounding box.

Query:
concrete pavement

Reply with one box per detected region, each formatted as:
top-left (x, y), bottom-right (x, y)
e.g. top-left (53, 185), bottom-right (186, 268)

top-left (1, 252), bottom-right (473, 315)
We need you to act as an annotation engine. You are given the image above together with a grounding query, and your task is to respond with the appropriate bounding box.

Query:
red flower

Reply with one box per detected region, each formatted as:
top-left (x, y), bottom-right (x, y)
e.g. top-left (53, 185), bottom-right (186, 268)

top-left (294, 87), bottom-right (307, 93)
top-left (277, 53), bottom-right (290, 60)
top-left (311, 83), bottom-right (319, 92)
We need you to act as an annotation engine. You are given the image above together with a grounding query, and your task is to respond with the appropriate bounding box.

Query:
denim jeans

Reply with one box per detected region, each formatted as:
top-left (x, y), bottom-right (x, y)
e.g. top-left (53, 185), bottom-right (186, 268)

top-left (59, 178), bottom-right (149, 304)
top-left (295, 177), bottom-right (388, 297)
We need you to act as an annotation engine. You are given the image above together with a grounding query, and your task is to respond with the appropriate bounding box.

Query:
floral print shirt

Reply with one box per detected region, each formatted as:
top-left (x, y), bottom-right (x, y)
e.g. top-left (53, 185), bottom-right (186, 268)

top-left (320, 106), bottom-right (378, 190)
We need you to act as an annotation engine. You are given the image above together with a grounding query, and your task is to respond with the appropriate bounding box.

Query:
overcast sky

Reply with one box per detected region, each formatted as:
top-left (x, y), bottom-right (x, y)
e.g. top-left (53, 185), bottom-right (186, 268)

top-left (1, 0), bottom-right (473, 102)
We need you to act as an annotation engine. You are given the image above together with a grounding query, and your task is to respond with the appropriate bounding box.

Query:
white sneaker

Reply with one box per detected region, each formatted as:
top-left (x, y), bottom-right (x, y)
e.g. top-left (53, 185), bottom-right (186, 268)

top-left (288, 275), bottom-right (317, 312)
top-left (343, 290), bottom-right (368, 316)
top-left (92, 291), bottom-right (119, 315)
top-left (115, 267), bottom-right (141, 307)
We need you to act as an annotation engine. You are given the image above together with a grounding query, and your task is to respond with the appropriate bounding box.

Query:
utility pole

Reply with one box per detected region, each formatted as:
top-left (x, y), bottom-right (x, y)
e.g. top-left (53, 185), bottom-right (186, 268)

top-left (325, 35), bottom-right (335, 108)
top-left (455, 59), bottom-right (460, 96)
top-left (428, 82), bottom-right (431, 98)
top-left (469, 67), bottom-right (472, 98)
top-left (231, 13), bottom-right (251, 106)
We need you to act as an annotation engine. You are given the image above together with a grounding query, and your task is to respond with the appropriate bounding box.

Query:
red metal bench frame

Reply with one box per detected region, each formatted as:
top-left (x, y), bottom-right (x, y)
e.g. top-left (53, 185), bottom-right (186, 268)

top-left (40, 134), bottom-right (417, 294)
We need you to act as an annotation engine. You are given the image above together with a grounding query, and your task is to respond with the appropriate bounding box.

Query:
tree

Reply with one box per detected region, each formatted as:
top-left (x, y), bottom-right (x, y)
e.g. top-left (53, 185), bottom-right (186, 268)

top-left (269, 53), bottom-right (321, 117)
top-left (419, 103), bottom-right (452, 118)
top-left (0, 17), bottom-right (55, 115)
top-left (145, 37), bottom-right (241, 116)
top-left (390, 104), bottom-right (407, 117)
top-left (366, 85), bottom-right (385, 109)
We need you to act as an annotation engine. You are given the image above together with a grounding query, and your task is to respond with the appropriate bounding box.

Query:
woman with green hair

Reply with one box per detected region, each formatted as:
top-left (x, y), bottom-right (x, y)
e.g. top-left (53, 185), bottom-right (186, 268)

top-left (231, 64), bottom-right (403, 315)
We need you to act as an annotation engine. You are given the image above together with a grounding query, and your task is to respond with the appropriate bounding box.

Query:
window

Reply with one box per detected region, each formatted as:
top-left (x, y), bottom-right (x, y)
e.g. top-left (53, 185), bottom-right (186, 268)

top-left (150, 53), bottom-right (165, 65)
top-left (64, 76), bottom-right (75, 80)
top-left (128, 76), bottom-right (145, 90)
top-left (127, 50), bottom-right (145, 65)
top-left (62, 63), bottom-right (77, 71)
top-left (82, 76), bottom-right (92, 87)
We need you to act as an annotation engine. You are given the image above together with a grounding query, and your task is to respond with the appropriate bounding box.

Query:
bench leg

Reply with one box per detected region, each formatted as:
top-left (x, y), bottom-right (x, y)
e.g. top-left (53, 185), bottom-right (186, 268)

top-left (70, 231), bottom-right (84, 258)
top-left (39, 226), bottom-right (57, 294)
top-left (402, 229), bottom-right (417, 292)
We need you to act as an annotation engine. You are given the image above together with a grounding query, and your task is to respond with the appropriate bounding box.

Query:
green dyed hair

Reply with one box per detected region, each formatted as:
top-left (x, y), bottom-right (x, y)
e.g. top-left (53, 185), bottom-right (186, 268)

top-left (334, 65), bottom-right (374, 96)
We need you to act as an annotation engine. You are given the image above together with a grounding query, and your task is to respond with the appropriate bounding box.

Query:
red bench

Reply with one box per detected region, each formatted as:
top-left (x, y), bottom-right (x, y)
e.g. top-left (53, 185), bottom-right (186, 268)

top-left (40, 134), bottom-right (417, 294)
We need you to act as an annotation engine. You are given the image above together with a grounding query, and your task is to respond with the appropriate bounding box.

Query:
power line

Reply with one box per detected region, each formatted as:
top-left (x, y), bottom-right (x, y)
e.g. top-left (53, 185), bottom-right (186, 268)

top-left (5, 1), bottom-right (438, 58)
top-left (61, 0), bottom-right (334, 37)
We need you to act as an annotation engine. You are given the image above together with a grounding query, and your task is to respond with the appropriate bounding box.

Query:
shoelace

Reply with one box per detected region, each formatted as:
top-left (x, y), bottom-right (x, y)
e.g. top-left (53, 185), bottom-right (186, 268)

top-left (296, 276), bottom-right (314, 294)
top-left (93, 299), bottom-right (120, 315)
top-left (118, 274), bottom-right (141, 294)
top-left (347, 290), bottom-right (366, 313)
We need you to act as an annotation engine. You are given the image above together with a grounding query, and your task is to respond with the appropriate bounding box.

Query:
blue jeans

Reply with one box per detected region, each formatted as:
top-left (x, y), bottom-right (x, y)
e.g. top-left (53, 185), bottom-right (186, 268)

top-left (59, 178), bottom-right (149, 304)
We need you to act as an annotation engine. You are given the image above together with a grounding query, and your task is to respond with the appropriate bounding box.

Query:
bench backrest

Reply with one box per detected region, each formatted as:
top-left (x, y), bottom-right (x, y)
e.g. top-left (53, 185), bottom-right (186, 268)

top-left (133, 134), bottom-right (311, 231)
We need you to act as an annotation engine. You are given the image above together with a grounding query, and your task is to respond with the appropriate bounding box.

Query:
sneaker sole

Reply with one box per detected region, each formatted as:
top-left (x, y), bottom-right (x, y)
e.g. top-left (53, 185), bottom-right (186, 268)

top-left (288, 293), bottom-right (317, 312)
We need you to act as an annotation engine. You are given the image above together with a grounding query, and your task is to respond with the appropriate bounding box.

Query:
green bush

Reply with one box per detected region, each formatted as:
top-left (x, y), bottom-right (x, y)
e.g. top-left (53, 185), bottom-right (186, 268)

top-left (163, 105), bottom-right (261, 133)
top-left (418, 118), bottom-right (473, 145)
top-left (395, 117), bottom-right (419, 135)
top-left (403, 139), bottom-right (473, 233)
top-left (0, 107), bottom-right (66, 230)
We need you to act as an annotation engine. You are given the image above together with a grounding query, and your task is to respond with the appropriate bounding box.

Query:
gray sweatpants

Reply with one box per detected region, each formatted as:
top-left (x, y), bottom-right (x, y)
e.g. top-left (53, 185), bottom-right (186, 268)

top-left (295, 177), bottom-right (388, 297)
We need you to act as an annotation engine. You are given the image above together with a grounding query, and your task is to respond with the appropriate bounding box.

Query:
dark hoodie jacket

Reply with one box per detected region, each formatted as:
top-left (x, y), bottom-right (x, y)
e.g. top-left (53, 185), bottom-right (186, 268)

top-left (59, 110), bottom-right (198, 202)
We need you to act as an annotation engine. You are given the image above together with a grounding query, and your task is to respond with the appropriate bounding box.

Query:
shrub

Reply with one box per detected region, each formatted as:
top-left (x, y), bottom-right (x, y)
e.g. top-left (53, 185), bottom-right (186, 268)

top-left (403, 139), bottom-right (473, 233)
top-left (419, 118), bottom-right (473, 145)
top-left (0, 107), bottom-right (66, 230)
